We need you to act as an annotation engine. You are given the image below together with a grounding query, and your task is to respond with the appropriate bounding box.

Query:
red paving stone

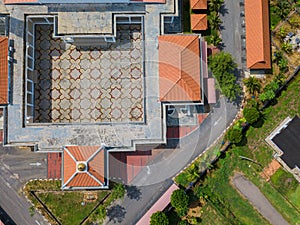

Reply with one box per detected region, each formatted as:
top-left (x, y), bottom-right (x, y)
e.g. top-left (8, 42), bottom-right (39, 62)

top-left (47, 153), bottom-right (62, 179)
top-left (109, 150), bottom-right (159, 184)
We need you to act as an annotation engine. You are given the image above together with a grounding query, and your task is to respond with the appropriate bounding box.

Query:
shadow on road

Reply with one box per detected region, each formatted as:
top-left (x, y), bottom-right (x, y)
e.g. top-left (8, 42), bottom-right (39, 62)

top-left (126, 185), bottom-right (142, 201)
top-left (107, 205), bottom-right (126, 223)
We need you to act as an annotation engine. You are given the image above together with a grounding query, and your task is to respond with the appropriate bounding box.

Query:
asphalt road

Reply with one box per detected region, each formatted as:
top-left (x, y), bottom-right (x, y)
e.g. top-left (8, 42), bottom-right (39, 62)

top-left (0, 146), bottom-right (48, 225)
top-left (106, 97), bottom-right (239, 225)
top-left (233, 173), bottom-right (290, 225)
top-left (220, 0), bottom-right (244, 70)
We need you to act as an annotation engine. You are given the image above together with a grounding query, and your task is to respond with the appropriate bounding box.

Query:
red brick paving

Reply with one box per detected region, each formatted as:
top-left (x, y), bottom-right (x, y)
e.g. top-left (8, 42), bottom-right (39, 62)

top-left (47, 153), bottom-right (62, 179)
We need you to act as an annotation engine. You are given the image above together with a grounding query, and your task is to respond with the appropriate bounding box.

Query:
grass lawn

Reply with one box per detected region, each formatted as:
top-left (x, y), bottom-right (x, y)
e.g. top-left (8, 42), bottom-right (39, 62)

top-left (199, 203), bottom-right (230, 225)
top-left (174, 74), bottom-right (300, 224)
top-left (37, 191), bottom-right (109, 225)
top-left (270, 5), bottom-right (282, 28)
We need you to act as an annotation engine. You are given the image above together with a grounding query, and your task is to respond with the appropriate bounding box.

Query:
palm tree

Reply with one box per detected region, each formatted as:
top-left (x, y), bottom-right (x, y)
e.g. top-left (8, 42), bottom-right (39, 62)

top-left (243, 77), bottom-right (261, 95)
top-left (209, 32), bottom-right (222, 46)
top-left (208, 0), bottom-right (225, 12)
top-left (186, 164), bottom-right (200, 182)
top-left (208, 11), bottom-right (222, 30)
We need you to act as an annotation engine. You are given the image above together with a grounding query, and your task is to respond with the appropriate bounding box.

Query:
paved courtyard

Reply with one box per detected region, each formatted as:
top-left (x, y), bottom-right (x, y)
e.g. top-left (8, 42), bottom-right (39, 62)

top-left (33, 24), bottom-right (144, 123)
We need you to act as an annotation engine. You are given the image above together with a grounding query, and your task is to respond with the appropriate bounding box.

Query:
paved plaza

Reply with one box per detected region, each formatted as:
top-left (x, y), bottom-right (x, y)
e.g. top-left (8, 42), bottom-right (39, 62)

top-left (34, 24), bottom-right (144, 123)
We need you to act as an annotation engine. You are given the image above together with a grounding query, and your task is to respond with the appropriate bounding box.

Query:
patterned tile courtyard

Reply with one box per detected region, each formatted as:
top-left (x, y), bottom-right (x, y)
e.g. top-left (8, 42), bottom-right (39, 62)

top-left (33, 24), bottom-right (144, 123)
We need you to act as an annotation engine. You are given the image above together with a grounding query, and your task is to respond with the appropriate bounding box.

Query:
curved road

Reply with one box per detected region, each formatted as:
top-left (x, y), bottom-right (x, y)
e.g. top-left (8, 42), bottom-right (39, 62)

top-left (106, 97), bottom-right (239, 225)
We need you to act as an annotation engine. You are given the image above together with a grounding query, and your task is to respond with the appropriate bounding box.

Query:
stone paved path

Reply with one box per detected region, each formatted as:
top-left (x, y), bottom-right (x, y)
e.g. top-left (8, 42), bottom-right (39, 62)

top-left (233, 173), bottom-right (290, 225)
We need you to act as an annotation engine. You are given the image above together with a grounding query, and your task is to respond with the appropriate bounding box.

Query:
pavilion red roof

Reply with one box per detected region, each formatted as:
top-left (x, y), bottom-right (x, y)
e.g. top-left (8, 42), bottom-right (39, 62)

top-left (62, 146), bottom-right (106, 189)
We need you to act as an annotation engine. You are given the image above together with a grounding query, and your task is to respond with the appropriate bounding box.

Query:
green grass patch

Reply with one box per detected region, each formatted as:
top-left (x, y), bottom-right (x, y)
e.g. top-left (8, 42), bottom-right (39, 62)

top-left (270, 5), bottom-right (282, 28)
top-left (199, 203), bottom-right (230, 225)
top-left (36, 191), bottom-right (109, 225)
top-left (270, 168), bottom-right (298, 195)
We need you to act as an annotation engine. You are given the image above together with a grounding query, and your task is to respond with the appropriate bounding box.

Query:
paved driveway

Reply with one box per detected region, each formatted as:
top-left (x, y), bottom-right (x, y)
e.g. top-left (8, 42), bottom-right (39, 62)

top-left (0, 146), bottom-right (48, 225)
top-left (233, 173), bottom-right (290, 225)
top-left (220, 0), bottom-right (244, 71)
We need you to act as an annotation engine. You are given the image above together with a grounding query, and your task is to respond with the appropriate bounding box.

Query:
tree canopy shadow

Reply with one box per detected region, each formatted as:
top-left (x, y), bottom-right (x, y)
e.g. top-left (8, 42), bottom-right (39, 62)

top-left (106, 205), bottom-right (126, 223)
top-left (219, 4), bottom-right (229, 16)
top-left (126, 185), bottom-right (142, 201)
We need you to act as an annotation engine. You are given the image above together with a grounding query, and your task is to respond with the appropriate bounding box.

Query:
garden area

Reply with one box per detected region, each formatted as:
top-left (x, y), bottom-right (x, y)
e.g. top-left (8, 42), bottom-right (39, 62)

top-left (151, 72), bottom-right (300, 224)
top-left (24, 180), bottom-right (125, 225)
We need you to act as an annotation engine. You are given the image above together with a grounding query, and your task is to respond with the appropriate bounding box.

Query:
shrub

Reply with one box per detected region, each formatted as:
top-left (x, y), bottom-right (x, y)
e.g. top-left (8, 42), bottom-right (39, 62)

top-left (171, 189), bottom-right (189, 216)
top-left (150, 211), bottom-right (169, 225)
top-left (111, 183), bottom-right (126, 200)
top-left (243, 107), bottom-right (260, 124)
top-left (226, 127), bottom-right (243, 144)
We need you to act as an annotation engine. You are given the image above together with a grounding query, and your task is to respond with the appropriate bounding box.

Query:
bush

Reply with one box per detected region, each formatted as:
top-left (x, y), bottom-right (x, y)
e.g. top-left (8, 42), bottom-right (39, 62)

top-left (226, 127), bottom-right (243, 144)
top-left (171, 189), bottom-right (189, 216)
top-left (111, 183), bottom-right (126, 200)
top-left (178, 220), bottom-right (189, 225)
top-left (150, 211), bottom-right (169, 225)
top-left (243, 107), bottom-right (260, 124)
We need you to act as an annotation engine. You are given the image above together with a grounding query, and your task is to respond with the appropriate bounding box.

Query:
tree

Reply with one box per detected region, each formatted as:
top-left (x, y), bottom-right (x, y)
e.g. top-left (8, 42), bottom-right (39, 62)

top-left (208, 31), bottom-right (222, 46)
top-left (273, 51), bottom-right (284, 64)
top-left (178, 220), bottom-right (189, 225)
top-left (171, 189), bottom-right (189, 216)
top-left (243, 107), bottom-right (260, 124)
top-left (208, 11), bottom-right (222, 30)
top-left (208, 0), bottom-right (225, 12)
top-left (186, 163), bottom-right (200, 183)
top-left (259, 90), bottom-right (276, 102)
top-left (243, 77), bottom-right (261, 95)
top-left (275, 1), bottom-right (292, 19)
top-left (111, 183), bottom-right (126, 200)
top-left (226, 127), bottom-right (243, 144)
top-left (278, 58), bottom-right (288, 72)
top-left (150, 211), bottom-right (169, 225)
top-left (208, 52), bottom-right (241, 101)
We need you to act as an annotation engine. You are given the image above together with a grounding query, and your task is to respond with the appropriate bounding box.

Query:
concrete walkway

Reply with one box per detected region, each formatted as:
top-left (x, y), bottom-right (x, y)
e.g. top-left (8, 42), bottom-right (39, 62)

top-left (232, 173), bottom-right (290, 225)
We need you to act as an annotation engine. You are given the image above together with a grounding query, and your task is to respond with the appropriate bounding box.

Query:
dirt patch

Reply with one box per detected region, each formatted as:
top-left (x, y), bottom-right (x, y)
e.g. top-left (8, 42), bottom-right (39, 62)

top-left (260, 159), bottom-right (281, 181)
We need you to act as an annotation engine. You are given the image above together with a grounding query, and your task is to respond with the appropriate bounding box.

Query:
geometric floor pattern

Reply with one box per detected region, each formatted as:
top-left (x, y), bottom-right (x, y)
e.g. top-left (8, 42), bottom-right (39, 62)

top-left (34, 24), bottom-right (144, 123)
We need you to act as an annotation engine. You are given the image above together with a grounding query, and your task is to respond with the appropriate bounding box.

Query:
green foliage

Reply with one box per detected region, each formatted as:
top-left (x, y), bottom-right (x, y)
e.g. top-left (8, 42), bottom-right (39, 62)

top-left (243, 77), bottom-right (261, 95)
top-left (111, 183), bottom-right (126, 200)
top-left (186, 163), bottom-right (200, 183)
top-left (208, 52), bottom-right (241, 101)
top-left (178, 220), bottom-right (189, 225)
top-left (171, 189), bottom-right (189, 216)
top-left (226, 127), bottom-right (243, 144)
top-left (281, 42), bottom-right (293, 54)
top-left (273, 51), bottom-right (284, 64)
top-left (270, 168), bottom-right (298, 195)
top-left (259, 81), bottom-right (280, 102)
top-left (278, 27), bottom-right (287, 40)
top-left (208, 0), bottom-right (225, 12)
top-left (208, 11), bottom-right (222, 30)
top-left (243, 107), bottom-right (260, 124)
top-left (278, 58), bottom-right (288, 72)
top-left (150, 211), bottom-right (169, 225)
top-left (274, 1), bottom-right (293, 19)
top-left (29, 206), bottom-right (35, 217)
top-left (259, 90), bottom-right (276, 102)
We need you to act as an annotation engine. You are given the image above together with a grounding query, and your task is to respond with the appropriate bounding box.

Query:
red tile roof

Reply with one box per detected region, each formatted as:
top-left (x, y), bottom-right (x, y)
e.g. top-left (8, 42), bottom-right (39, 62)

top-left (190, 0), bottom-right (207, 10)
top-left (3, 0), bottom-right (37, 4)
top-left (0, 37), bottom-right (8, 104)
top-left (62, 146), bottom-right (106, 189)
top-left (158, 35), bottom-right (201, 102)
top-left (191, 14), bottom-right (208, 31)
top-left (245, 0), bottom-right (271, 69)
